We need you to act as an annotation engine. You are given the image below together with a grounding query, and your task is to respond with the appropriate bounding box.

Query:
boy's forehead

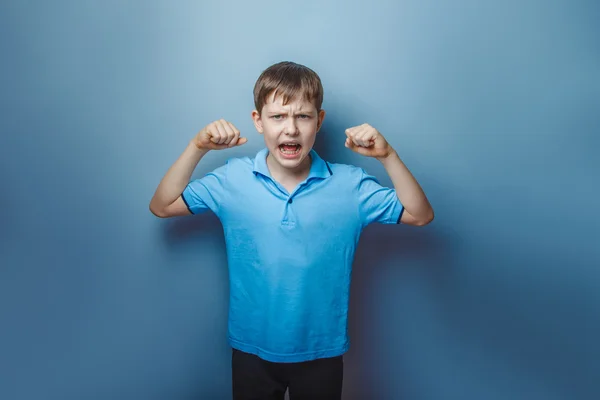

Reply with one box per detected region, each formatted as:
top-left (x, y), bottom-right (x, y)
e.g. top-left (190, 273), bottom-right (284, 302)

top-left (263, 93), bottom-right (316, 112)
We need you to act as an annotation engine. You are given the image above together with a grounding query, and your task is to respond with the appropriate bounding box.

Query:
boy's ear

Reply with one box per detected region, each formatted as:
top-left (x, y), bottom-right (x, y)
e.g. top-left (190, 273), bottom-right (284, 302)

top-left (316, 109), bottom-right (326, 132)
top-left (251, 110), bottom-right (264, 134)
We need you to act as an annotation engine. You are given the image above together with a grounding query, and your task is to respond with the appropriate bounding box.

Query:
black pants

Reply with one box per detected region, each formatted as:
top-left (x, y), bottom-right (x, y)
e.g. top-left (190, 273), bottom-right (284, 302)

top-left (231, 348), bottom-right (343, 400)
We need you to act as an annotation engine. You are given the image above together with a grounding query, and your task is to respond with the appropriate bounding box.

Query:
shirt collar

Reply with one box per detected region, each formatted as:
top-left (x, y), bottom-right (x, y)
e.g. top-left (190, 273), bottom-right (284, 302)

top-left (253, 148), bottom-right (332, 179)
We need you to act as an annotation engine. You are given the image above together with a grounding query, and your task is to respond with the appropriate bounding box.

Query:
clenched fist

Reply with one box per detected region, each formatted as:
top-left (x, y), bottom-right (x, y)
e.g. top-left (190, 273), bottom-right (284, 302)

top-left (345, 123), bottom-right (393, 159)
top-left (193, 119), bottom-right (248, 150)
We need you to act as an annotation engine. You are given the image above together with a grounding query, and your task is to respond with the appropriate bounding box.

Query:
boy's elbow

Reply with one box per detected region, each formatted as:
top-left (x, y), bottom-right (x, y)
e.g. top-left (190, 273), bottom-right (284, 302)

top-left (424, 209), bottom-right (435, 225)
top-left (417, 209), bottom-right (434, 226)
top-left (149, 197), bottom-right (191, 218)
top-left (149, 202), bottom-right (167, 218)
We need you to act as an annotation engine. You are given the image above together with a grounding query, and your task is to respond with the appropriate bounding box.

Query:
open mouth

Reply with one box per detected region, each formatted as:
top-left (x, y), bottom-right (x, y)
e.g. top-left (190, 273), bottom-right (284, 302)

top-left (278, 143), bottom-right (302, 156)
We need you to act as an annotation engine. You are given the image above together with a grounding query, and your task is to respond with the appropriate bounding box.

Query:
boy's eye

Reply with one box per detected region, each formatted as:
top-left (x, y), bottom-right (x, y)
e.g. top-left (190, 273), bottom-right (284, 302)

top-left (271, 114), bottom-right (310, 120)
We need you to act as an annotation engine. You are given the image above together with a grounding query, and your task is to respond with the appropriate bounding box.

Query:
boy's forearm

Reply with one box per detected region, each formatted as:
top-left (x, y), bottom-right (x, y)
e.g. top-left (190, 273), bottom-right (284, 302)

top-left (150, 142), bottom-right (209, 209)
top-left (378, 150), bottom-right (433, 221)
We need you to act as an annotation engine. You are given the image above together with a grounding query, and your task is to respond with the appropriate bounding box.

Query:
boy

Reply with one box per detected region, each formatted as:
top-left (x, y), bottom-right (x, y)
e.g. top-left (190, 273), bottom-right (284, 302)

top-left (149, 61), bottom-right (433, 400)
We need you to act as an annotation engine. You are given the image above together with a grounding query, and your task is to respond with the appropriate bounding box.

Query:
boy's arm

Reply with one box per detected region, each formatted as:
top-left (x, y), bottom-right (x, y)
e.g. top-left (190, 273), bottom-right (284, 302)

top-left (379, 150), bottom-right (434, 226)
top-left (149, 143), bottom-right (208, 218)
top-left (149, 119), bottom-right (246, 218)
top-left (345, 123), bottom-right (434, 226)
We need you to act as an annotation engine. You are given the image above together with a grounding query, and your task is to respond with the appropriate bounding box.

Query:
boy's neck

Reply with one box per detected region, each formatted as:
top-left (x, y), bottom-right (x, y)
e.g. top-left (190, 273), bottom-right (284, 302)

top-left (266, 152), bottom-right (312, 188)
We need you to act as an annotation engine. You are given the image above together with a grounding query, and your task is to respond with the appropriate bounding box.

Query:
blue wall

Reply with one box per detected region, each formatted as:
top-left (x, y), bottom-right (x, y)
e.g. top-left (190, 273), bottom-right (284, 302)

top-left (1, 0), bottom-right (598, 399)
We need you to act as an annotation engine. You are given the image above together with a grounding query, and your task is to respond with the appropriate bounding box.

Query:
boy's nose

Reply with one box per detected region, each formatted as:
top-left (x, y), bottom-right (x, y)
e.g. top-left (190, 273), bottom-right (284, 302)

top-left (284, 119), bottom-right (299, 135)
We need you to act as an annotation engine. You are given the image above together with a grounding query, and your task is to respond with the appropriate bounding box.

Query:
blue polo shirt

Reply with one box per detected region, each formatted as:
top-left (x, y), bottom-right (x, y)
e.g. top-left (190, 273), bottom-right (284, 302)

top-left (181, 148), bottom-right (404, 362)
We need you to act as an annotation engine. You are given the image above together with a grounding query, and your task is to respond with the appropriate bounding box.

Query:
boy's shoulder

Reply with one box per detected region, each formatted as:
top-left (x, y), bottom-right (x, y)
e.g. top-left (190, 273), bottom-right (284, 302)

top-left (224, 155), bottom-right (254, 168)
top-left (217, 152), bottom-right (367, 181)
top-left (326, 161), bottom-right (364, 176)
top-left (324, 160), bottom-right (374, 185)
top-left (326, 161), bottom-right (386, 188)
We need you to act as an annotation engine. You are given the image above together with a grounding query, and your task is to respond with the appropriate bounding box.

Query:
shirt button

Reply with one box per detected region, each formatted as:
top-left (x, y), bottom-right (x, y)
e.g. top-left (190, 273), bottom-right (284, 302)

top-left (288, 198), bottom-right (293, 204)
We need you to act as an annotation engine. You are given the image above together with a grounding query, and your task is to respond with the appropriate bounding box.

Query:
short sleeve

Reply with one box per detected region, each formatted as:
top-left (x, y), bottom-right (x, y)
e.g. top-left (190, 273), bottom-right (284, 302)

top-left (181, 162), bottom-right (229, 216)
top-left (357, 168), bottom-right (404, 226)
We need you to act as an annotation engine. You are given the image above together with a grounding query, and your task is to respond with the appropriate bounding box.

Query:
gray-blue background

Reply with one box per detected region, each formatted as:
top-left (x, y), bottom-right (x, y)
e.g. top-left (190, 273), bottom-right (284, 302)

top-left (1, 0), bottom-right (598, 399)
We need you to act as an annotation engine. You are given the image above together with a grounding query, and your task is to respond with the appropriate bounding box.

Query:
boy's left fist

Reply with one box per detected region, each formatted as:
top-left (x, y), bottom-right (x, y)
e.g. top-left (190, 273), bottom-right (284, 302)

top-left (345, 123), bottom-right (393, 159)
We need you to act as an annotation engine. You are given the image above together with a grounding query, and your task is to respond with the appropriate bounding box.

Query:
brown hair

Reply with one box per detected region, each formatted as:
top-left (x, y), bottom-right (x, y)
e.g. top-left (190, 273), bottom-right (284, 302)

top-left (253, 61), bottom-right (324, 115)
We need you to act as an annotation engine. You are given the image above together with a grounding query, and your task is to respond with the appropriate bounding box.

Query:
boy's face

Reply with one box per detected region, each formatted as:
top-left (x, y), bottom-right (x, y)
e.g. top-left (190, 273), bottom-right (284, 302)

top-left (252, 92), bottom-right (326, 173)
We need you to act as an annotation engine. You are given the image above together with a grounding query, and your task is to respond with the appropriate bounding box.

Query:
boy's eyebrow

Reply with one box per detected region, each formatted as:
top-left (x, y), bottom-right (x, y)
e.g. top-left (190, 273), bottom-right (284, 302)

top-left (267, 110), bottom-right (313, 114)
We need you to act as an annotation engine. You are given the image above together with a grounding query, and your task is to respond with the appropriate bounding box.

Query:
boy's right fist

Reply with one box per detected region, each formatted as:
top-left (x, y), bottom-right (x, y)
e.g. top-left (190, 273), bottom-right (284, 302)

top-left (193, 119), bottom-right (247, 150)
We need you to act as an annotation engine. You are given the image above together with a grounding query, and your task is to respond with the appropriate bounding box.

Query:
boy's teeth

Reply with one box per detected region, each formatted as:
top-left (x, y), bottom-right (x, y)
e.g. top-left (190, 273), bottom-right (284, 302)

top-left (280, 144), bottom-right (301, 154)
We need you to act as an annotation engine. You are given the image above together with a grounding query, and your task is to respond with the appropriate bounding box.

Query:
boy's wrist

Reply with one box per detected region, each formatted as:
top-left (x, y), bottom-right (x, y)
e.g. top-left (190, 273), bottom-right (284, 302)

top-left (187, 141), bottom-right (210, 156)
top-left (377, 147), bottom-right (398, 164)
